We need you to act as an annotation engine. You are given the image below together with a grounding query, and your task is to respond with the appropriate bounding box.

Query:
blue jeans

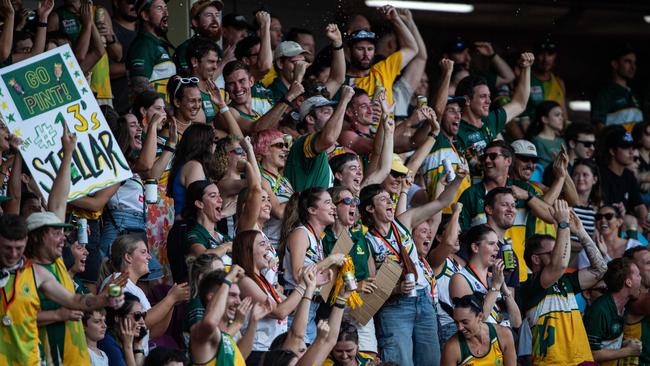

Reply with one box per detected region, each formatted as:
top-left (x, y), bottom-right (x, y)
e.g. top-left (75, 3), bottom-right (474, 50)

top-left (376, 289), bottom-right (441, 366)
top-left (438, 321), bottom-right (457, 349)
top-left (287, 300), bottom-right (319, 344)
top-left (100, 210), bottom-right (146, 258)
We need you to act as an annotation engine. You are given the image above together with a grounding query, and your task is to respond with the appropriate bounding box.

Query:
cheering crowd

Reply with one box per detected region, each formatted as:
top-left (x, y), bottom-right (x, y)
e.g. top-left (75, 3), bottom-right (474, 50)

top-left (0, 0), bottom-right (649, 365)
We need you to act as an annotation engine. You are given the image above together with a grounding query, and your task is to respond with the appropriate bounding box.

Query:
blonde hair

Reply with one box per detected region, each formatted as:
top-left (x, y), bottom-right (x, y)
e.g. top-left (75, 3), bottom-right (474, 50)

top-left (97, 234), bottom-right (144, 284)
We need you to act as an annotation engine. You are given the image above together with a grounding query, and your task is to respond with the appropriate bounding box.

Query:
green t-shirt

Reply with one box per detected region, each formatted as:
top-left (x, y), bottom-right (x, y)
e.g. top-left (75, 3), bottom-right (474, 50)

top-left (201, 90), bottom-right (217, 124)
top-left (531, 136), bottom-right (565, 169)
top-left (184, 222), bottom-right (228, 252)
top-left (583, 293), bottom-right (625, 359)
top-left (184, 296), bottom-right (204, 332)
top-left (455, 107), bottom-right (508, 164)
top-left (126, 31), bottom-right (177, 101)
top-left (591, 82), bottom-right (643, 127)
top-left (267, 77), bottom-right (289, 105)
top-left (56, 7), bottom-right (81, 44)
top-left (284, 132), bottom-right (333, 192)
top-left (322, 226), bottom-right (370, 281)
top-left (232, 82), bottom-right (274, 121)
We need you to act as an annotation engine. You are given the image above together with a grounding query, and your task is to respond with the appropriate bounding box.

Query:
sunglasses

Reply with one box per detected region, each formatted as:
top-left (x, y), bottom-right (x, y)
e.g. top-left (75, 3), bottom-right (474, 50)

top-left (229, 146), bottom-right (245, 155)
top-left (595, 212), bottom-right (616, 221)
top-left (634, 156), bottom-right (641, 162)
top-left (336, 197), bottom-right (360, 206)
top-left (270, 142), bottom-right (289, 149)
top-left (131, 311), bottom-right (147, 321)
top-left (390, 171), bottom-right (406, 179)
top-left (173, 77), bottom-right (199, 100)
top-left (480, 152), bottom-right (504, 161)
top-left (576, 140), bottom-right (594, 148)
top-left (517, 155), bottom-right (538, 163)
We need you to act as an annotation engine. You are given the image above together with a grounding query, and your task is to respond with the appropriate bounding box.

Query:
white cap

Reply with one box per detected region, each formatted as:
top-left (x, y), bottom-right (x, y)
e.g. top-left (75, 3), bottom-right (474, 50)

top-left (299, 96), bottom-right (337, 121)
top-left (510, 139), bottom-right (538, 158)
top-left (26, 212), bottom-right (74, 232)
top-left (273, 41), bottom-right (310, 61)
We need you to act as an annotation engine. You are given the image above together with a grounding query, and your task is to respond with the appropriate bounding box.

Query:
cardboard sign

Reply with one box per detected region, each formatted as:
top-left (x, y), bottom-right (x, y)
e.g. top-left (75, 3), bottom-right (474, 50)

top-left (320, 230), bottom-right (354, 301)
top-left (0, 45), bottom-right (132, 201)
top-left (350, 260), bottom-right (402, 325)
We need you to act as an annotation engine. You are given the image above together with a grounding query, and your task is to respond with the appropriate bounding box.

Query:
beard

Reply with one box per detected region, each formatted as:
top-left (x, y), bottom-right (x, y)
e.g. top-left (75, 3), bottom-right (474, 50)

top-left (153, 17), bottom-right (168, 36)
top-left (351, 57), bottom-right (371, 71)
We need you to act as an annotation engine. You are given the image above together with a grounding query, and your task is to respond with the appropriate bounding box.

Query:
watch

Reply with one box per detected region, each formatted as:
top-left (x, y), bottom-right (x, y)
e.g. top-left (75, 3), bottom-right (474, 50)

top-left (558, 221), bottom-right (570, 230)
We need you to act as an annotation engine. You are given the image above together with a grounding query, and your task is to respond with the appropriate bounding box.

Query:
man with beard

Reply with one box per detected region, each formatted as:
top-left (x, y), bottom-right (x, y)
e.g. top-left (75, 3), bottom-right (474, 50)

top-left (110, 0), bottom-right (138, 113)
top-left (458, 140), bottom-right (555, 282)
top-left (584, 257), bottom-right (643, 365)
top-left (622, 246), bottom-right (650, 366)
top-left (127, 0), bottom-right (176, 101)
top-left (454, 53), bottom-right (533, 174)
top-left (173, 0), bottom-right (224, 75)
top-left (592, 46), bottom-right (643, 130)
top-left (221, 13), bottom-right (251, 50)
top-left (221, 60), bottom-right (303, 134)
top-left (523, 39), bottom-right (567, 119)
top-left (345, 5), bottom-right (417, 108)
top-left (285, 87), bottom-right (355, 191)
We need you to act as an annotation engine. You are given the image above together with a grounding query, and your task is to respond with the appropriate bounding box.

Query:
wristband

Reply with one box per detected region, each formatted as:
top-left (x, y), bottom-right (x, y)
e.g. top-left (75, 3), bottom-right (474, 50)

top-left (106, 36), bottom-right (116, 46)
top-left (223, 278), bottom-right (233, 287)
top-left (427, 131), bottom-right (436, 138)
top-left (163, 145), bottom-right (176, 153)
top-left (38, 21), bottom-right (48, 27)
top-left (219, 105), bottom-right (230, 114)
top-left (281, 97), bottom-right (294, 108)
top-left (488, 52), bottom-right (497, 60)
top-left (332, 43), bottom-right (344, 51)
top-left (302, 295), bottom-right (312, 302)
top-left (489, 287), bottom-right (499, 293)
top-left (334, 302), bottom-right (346, 309)
top-left (336, 296), bottom-right (347, 303)
top-left (525, 193), bottom-right (533, 203)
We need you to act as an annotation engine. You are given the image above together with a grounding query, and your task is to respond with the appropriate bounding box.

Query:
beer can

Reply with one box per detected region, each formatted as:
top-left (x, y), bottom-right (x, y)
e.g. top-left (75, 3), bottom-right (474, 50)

top-left (404, 273), bottom-right (417, 297)
top-left (442, 159), bottom-right (456, 183)
top-left (417, 95), bottom-right (428, 107)
top-left (343, 271), bottom-right (357, 291)
top-left (144, 179), bottom-right (158, 204)
top-left (77, 218), bottom-right (88, 245)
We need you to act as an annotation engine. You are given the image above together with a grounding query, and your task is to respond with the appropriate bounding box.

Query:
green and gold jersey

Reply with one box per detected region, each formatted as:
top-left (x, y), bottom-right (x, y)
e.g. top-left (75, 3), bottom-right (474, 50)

top-left (345, 51), bottom-right (403, 106)
top-left (126, 31), bottom-right (177, 102)
top-left (192, 332), bottom-right (246, 366)
top-left (458, 178), bottom-right (540, 282)
top-left (323, 351), bottom-right (375, 366)
top-left (0, 259), bottom-right (41, 366)
top-left (458, 323), bottom-right (504, 365)
top-left (455, 107), bottom-right (507, 169)
top-left (621, 315), bottom-right (650, 366)
top-left (232, 82), bottom-right (274, 121)
top-left (583, 293), bottom-right (625, 366)
top-left (522, 271), bottom-right (593, 365)
top-left (37, 258), bottom-right (91, 366)
top-left (284, 132), bottom-right (333, 192)
top-left (323, 226), bottom-right (370, 281)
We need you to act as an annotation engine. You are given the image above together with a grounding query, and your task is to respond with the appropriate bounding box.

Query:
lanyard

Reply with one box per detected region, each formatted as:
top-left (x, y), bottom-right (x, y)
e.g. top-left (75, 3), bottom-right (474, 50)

top-left (1, 267), bottom-right (21, 313)
top-left (261, 166), bottom-right (284, 194)
top-left (305, 223), bottom-right (323, 261)
top-left (420, 255), bottom-right (435, 298)
top-left (371, 223), bottom-right (403, 260)
top-left (255, 274), bottom-right (281, 304)
top-left (466, 263), bottom-right (489, 290)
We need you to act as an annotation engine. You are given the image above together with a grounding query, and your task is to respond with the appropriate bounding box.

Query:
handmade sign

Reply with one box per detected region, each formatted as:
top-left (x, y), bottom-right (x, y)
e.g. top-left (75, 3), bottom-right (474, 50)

top-left (350, 259), bottom-right (402, 325)
top-left (320, 230), bottom-right (354, 301)
top-left (0, 44), bottom-right (132, 201)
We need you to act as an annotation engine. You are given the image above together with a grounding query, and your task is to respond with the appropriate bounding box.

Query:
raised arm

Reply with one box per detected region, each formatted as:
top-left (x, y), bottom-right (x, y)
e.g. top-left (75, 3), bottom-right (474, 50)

top-left (380, 5), bottom-right (417, 69)
top-left (0, 0), bottom-right (15, 63)
top-left (397, 168), bottom-right (466, 231)
top-left (97, 8), bottom-right (122, 62)
top-left (236, 138), bottom-right (263, 231)
top-left (396, 9), bottom-right (427, 91)
top-left (323, 24), bottom-right (345, 96)
top-left (502, 53), bottom-right (534, 122)
top-left (433, 59), bottom-right (454, 118)
top-left (510, 184), bottom-right (555, 224)
top-left (208, 80), bottom-right (244, 139)
top-left (132, 113), bottom-right (162, 174)
top-left (405, 107), bottom-right (439, 173)
top-left (363, 115), bottom-right (394, 187)
top-left (283, 266), bottom-right (317, 349)
top-left (4, 152), bottom-right (22, 215)
top-left (253, 11), bottom-right (272, 79)
top-left (539, 200), bottom-right (571, 288)
top-left (70, 183), bottom-right (120, 211)
top-left (474, 42), bottom-right (515, 86)
top-left (429, 202), bottom-right (462, 270)
top-left (48, 122), bottom-right (76, 221)
top-left (79, 22), bottom-right (106, 73)
top-left (147, 118), bottom-right (177, 180)
top-left (247, 81), bottom-right (304, 133)
top-left (572, 211), bottom-right (607, 289)
top-left (313, 86), bottom-right (355, 154)
top-left (74, 1), bottom-right (93, 63)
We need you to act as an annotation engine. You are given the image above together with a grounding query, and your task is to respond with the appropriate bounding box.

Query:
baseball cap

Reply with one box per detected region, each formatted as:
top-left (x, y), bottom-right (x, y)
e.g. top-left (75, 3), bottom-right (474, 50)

top-left (446, 96), bottom-right (467, 107)
top-left (608, 127), bottom-right (635, 148)
top-left (26, 212), bottom-right (74, 232)
top-left (534, 38), bottom-right (557, 54)
top-left (347, 30), bottom-right (377, 46)
top-left (190, 0), bottom-right (224, 19)
top-left (222, 13), bottom-right (252, 30)
top-left (444, 36), bottom-right (468, 54)
top-left (273, 41), bottom-right (310, 61)
top-left (510, 139), bottom-right (539, 159)
top-left (391, 154), bottom-right (409, 175)
top-left (299, 96), bottom-right (337, 121)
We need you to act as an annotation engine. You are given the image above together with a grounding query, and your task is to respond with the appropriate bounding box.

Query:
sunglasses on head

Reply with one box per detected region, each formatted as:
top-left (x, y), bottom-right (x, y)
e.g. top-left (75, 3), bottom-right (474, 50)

top-left (595, 212), bottom-right (616, 221)
top-left (390, 171), bottom-right (406, 179)
top-left (270, 142), bottom-right (289, 149)
top-left (452, 294), bottom-right (483, 313)
top-left (173, 77), bottom-right (199, 100)
top-left (576, 140), bottom-right (594, 148)
top-left (480, 152), bottom-right (504, 161)
top-left (336, 197), bottom-right (360, 206)
top-left (131, 311), bottom-right (147, 321)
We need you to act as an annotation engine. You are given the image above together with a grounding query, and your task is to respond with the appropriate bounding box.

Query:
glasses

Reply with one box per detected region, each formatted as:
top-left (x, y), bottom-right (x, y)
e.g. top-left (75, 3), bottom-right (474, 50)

top-left (336, 197), bottom-right (360, 206)
top-left (517, 155), bottom-right (538, 163)
top-left (390, 171), bottom-right (406, 179)
top-left (634, 156), bottom-right (641, 162)
top-left (595, 212), bottom-right (616, 221)
top-left (576, 140), bottom-right (595, 148)
top-left (270, 142), bottom-right (289, 149)
top-left (173, 77), bottom-right (199, 100)
top-left (480, 152), bottom-right (504, 161)
top-left (229, 146), bottom-right (245, 155)
top-left (131, 311), bottom-right (147, 321)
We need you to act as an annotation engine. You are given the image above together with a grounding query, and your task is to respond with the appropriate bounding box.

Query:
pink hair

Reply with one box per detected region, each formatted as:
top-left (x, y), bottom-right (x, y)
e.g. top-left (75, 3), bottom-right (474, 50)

top-left (253, 129), bottom-right (284, 157)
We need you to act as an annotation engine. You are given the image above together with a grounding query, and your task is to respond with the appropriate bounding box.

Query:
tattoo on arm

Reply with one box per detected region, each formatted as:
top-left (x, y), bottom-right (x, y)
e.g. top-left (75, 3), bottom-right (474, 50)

top-left (580, 233), bottom-right (607, 273)
top-left (130, 76), bottom-right (151, 95)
